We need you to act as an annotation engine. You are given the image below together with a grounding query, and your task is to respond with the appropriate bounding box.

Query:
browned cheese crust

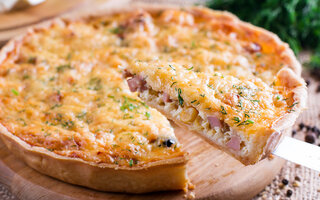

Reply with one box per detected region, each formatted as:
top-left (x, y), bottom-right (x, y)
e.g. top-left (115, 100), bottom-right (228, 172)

top-left (0, 3), bottom-right (198, 194)
top-left (122, 5), bottom-right (307, 165)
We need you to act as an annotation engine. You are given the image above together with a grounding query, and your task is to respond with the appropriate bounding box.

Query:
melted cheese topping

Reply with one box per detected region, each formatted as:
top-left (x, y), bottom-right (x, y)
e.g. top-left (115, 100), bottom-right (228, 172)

top-left (0, 7), bottom-right (303, 166)
top-left (129, 61), bottom-right (293, 136)
top-left (0, 21), bottom-right (188, 167)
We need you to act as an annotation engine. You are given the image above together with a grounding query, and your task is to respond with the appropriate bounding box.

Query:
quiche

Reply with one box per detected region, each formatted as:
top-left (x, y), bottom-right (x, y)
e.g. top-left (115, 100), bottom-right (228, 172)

top-left (0, 8), bottom-right (189, 193)
top-left (122, 7), bottom-right (307, 165)
top-left (0, 3), bottom-right (307, 194)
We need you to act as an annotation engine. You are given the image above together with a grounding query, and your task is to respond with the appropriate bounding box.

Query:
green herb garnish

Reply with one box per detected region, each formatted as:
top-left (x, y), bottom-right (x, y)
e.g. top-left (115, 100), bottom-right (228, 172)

top-left (88, 77), bottom-right (102, 91)
top-left (288, 101), bottom-right (299, 108)
top-left (177, 88), bottom-right (184, 107)
top-left (76, 111), bottom-right (87, 119)
top-left (61, 120), bottom-right (75, 130)
top-left (51, 104), bottom-right (62, 110)
top-left (57, 64), bottom-right (72, 73)
top-left (237, 119), bottom-right (254, 126)
top-left (169, 64), bottom-right (176, 71)
top-left (109, 27), bottom-right (123, 34)
top-left (171, 81), bottom-right (177, 87)
top-left (233, 117), bottom-right (241, 123)
top-left (207, 84), bottom-right (214, 90)
top-left (220, 106), bottom-right (227, 115)
top-left (191, 41), bottom-right (196, 49)
top-left (27, 56), bottom-right (37, 64)
top-left (250, 99), bottom-right (260, 103)
top-left (187, 66), bottom-right (194, 70)
top-left (11, 89), bottom-right (19, 96)
top-left (145, 112), bottom-right (151, 120)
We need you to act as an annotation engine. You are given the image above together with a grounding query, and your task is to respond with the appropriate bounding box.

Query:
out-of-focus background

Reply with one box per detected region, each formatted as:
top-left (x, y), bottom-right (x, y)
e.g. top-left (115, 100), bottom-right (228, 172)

top-left (0, 0), bottom-right (319, 199)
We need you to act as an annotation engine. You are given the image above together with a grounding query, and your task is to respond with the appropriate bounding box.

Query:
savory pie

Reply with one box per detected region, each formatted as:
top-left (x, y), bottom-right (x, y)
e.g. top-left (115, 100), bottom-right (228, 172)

top-left (0, 3), bottom-right (306, 193)
top-left (123, 7), bottom-right (307, 165)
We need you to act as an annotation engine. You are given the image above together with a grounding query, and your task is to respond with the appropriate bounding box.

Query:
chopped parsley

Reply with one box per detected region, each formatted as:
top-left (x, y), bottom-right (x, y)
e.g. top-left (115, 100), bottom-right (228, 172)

top-left (140, 101), bottom-right (149, 108)
top-left (57, 64), bottom-right (72, 73)
top-left (191, 100), bottom-right (197, 104)
top-left (177, 88), bottom-right (184, 107)
top-left (66, 53), bottom-right (72, 60)
top-left (220, 106), bottom-right (227, 115)
top-left (191, 41), bottom-right (196, 49)
top-left (44, 132), bottom-right (51, 137)
top-left (76, 111), bottom-right (87, 119)
top-left (237, 119), bottom-right (254, 126)
top-left (232, 117), bottom-right (241, 123)
top-left (169, 64), bottom-right (176, 71)
top-left (129, 159), bottom-right (133, 167)
top-left (22, 74), bottom-right (30, 80)
top-left (246, 119), bottom-right (254, 124)
top-left (207, 84), bottom-right (214, 90)
top-left (50, 104), bottom-right (62, 110)
top-left (145, 112), bottom-right (151, 120)
top-left (11, 89), bottom-right (19, 96)
top-left (288, 101), bottom-right (299, 108)
top-left (171, 81), bottom-right (177, 87)
top-left (17, 118), bottom-right (26, 126)
top-left (120, 102), bottom-right (137, 112)
top-left (88, 77), bottom-right (102, 91)
top-left (200, 94), bottom-right (205, 97)
top-left (237, 100), bottom-right (244, 110)
top-left (27, 56), bottom-right (36, 64)
top-left (61, 120), bottom-right (75, 130)
top-left (187, 66), bottom-right (194, 70)
top-left (250, 99), bottom-right (260, 103)
top-left (109, 27), bottom-right (124, 34)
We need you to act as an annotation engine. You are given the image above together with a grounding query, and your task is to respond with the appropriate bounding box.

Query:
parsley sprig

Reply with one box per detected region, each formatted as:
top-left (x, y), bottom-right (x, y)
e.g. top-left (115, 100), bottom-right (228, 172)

top-left (177, 88), bottom-right (184, 107)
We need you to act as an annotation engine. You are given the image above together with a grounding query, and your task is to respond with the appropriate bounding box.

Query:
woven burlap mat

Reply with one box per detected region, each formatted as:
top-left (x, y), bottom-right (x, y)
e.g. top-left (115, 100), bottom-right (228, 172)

top-left (0, 1), bottom-right (319, 199)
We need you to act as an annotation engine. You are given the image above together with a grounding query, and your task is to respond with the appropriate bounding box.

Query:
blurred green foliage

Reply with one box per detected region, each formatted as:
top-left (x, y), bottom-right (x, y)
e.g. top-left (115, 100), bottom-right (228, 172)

top-left (207, 0), bottom-right (320, 68)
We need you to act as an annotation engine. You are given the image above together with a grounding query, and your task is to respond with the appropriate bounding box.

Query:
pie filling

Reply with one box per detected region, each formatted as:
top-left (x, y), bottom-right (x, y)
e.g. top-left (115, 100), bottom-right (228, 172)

top-left (126, 73), bottom-right (248, 156)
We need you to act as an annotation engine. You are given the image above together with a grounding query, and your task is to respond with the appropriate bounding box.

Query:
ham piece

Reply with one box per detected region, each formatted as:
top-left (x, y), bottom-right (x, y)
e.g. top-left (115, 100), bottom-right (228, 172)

top-left (226, 135), bottom-right (241, 151)
top-left (207, 115), bottom-right (222, 128)
top-left (127, 75), bottom-right (147, 92)
top-left (162, 92), bottom-right (172, 102)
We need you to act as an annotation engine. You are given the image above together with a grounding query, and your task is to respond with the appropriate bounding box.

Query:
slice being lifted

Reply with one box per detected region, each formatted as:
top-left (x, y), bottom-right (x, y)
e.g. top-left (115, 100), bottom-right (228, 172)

top-left (121, 6), bottom-right (307, 165)
top-left (125, 60), bottom-right (306, 165)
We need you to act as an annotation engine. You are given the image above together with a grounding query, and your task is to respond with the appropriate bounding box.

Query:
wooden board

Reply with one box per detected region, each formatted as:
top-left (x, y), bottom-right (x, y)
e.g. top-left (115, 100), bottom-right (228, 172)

top-left (0, 122), bottom-right (286, 200)
top-left (0, 0), bottom-right (90, 45)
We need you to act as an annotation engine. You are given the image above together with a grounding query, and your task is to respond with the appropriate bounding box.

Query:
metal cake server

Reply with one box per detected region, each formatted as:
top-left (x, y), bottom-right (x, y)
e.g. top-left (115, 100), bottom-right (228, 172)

top-left (272, 136), bottom-right (320, 172)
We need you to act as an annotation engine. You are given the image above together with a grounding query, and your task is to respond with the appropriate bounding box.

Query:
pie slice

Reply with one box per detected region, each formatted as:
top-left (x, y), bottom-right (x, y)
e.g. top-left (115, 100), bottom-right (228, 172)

top-left (0, 19), bottom-right (188, 193)
top-left (125, 60), bottom-right (306, 165)
top-left (122, 7), bottom-right (307, 165)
